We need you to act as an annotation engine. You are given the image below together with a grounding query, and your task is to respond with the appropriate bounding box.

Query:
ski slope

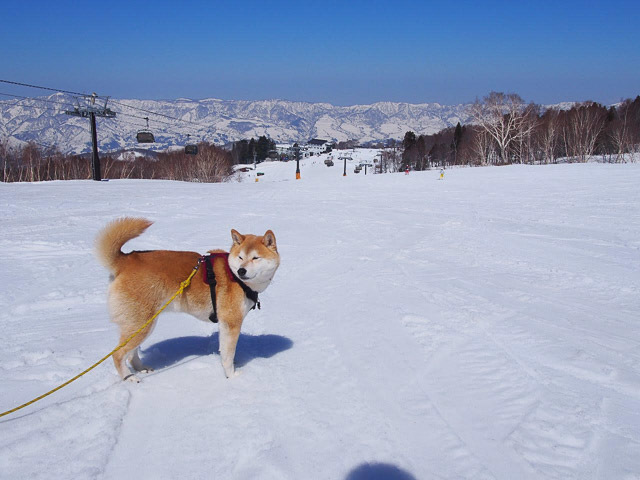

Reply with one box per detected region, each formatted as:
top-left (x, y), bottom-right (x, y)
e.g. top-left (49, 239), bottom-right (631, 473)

top-left (1, 158), bottom-right (640, 480)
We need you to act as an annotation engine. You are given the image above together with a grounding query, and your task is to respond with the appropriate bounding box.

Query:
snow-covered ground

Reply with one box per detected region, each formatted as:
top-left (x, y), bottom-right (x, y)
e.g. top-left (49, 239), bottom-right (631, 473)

top-left (1, 157), bottom-right (640, 480)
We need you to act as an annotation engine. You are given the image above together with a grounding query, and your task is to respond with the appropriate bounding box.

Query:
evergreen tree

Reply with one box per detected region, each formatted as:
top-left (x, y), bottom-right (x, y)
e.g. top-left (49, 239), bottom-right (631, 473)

top-left (256, 136), bottom-right (273, 161)
top-left (247, 138), bottom-right (256, 163)
top-left (403, 131), bottom-right (417, 150)
top-left (453, 122), bottom-right (463, 149)
top-left (452, 122), bottom-right (464, 164)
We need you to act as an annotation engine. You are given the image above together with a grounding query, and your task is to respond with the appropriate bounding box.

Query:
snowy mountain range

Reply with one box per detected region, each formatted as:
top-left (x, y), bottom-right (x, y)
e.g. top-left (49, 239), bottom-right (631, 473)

top-left (0, 93), bottom-right (472, 154)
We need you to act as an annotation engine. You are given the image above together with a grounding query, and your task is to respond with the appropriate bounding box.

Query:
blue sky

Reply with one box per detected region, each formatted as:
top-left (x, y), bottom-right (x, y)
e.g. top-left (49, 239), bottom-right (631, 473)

top-left (2, 0), bottom-right (638, 105)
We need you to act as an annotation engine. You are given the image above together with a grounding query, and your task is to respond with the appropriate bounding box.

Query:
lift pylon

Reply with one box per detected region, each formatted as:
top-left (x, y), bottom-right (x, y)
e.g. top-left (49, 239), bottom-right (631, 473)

top-left (64, 93), bottom-right (116, 181)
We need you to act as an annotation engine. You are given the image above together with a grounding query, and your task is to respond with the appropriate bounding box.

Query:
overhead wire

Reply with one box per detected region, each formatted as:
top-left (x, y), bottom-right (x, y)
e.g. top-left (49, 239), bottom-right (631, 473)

top-left (0, 101), bottom-right (66, 116)
top-left (109, 99), bottom-right (208, 128)
top-left (0, 78), bottom-right (210, 130)
top-left (0, 91), bottom-right (77, 110)
top-left (0, 93), bottom-right (197, 138)
top-left (0, 79), bottom-right (213, 147)
top-left (0, 79), bottom-right (90, 97)
top-left (107, 108), bottom-right (190, 129)
top-left (1, 95), bottom-right (186, 129)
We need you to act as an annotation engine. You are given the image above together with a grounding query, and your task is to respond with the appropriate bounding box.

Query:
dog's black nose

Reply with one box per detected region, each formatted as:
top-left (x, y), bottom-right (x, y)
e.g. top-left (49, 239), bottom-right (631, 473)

top-left (237, 268), bottom-right (247, 277)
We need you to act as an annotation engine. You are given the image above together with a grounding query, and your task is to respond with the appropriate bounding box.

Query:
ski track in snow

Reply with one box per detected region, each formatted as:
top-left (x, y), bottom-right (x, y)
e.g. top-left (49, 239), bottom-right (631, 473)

top-left (1, 158), bottom-right (640, 479)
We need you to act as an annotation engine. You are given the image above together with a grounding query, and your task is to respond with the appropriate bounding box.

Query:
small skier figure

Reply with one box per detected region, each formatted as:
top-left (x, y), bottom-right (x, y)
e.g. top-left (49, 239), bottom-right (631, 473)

top-left (405, 166), bottom-right (410, 175)
top-left (439, 168), bottom-right (444, 180)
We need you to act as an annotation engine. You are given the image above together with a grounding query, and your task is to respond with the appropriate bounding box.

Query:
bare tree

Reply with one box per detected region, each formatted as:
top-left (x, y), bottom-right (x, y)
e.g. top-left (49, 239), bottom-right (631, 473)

top-left (471, 126), bottom-right (495, 165)
top-left (609, 101), bottom-right (632, 162)
top-left (0, 138), bottom-right (11, 182)
top-left (469, 92), bottom-right (537, 164)
top-left (564, 102), bottom-right (606, 162)
top-left (382, 145), bottom-right (402, 173)
top-left (537, 108), bottom-right (561, 164)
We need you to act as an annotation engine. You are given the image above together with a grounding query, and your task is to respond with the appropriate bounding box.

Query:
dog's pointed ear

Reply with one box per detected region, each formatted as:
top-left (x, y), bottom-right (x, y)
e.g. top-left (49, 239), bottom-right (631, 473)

top-left (231, 229), bottom-right (245, 246)
top-left (263, 230), bottom-right (277, 251)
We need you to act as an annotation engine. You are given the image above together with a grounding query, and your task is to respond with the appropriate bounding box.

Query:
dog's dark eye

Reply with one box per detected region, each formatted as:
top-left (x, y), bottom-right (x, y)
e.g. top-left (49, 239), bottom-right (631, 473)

top-left (253, 256), bottom-right (260, 260)
top-left (238, 256), bottom-right (243, 260)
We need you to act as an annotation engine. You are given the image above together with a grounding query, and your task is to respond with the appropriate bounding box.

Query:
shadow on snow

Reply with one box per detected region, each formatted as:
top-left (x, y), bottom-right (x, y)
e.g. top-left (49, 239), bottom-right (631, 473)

top-left (140, 332), bottom-right (293, 370)
top-left (345, 463), bottom-right (417, 480)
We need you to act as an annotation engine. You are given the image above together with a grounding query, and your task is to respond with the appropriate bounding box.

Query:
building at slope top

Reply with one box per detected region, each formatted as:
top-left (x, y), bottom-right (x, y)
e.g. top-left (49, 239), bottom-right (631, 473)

top-left (275, 139), bottom-right (332, 159)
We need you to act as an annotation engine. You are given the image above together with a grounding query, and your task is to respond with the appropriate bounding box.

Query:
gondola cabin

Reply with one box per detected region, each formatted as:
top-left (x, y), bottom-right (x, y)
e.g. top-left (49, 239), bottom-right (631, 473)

top-left (136, 131), bottom-right (155, 143)
top-left (136, 117), bottom-right (155, 143)
top-left (185, 144), bottom-right (198, 155)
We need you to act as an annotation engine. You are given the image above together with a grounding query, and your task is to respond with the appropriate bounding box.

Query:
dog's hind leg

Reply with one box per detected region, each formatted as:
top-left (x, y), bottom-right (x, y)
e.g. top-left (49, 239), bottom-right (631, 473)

top-left (112, 317), bottom-right (157, 382)
top-left (112, 344), bottom-right (137, 382)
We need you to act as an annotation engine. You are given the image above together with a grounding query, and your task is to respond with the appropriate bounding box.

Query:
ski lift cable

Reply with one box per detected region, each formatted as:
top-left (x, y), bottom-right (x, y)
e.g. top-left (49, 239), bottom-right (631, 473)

top-left (0, 99), bottom-right (206, 152)
top-left (0, 101), bottom-right (66, 115)
top-left (0, 78), bottom-right (210, 131)
top-left (0, 94), bottom-right (195, 136)
top-left (0, 98), bottom-right (182, 144)
top-left (108, 109), bottom-right (184, 128)
top-left (0, 91), bottom-right (189, 129)
top-left (0, 93), bottom-right (160, 129)
top-left (0, 79), bottom-right (215, 148)
top-left (0, 79), bottom-right (91, 97)
top-left (107, 116), bottom-right (151, 130)
top-left (108, 99), bottom-right (208, 128)
top-left (0, 91), bottom-right (78, 107)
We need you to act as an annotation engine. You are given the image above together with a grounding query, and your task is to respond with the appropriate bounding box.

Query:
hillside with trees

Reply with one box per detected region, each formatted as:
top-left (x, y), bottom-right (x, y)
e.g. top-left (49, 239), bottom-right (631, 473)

top-left (1, 142), bottom-right (232, 183)
top-left (230, 136), bottom-right (276, 164)
top-left (3, 93), bottom-right (639, 182)
top-left (401, 93), bottom-right (640, 170)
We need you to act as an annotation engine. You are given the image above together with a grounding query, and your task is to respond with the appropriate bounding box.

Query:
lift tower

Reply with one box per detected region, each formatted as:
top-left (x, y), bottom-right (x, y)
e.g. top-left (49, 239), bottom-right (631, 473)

top-left (65, 93), bottom-right (116, 181)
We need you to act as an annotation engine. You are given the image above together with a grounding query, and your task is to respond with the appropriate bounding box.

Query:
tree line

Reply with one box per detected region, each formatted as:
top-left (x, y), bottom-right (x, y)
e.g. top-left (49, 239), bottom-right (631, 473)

top-left (1, 141), bottom-right (233, 183)
top-left (230, 136), bottom-right (276, 164)
top-left (402, 93), bottom-right (640, 170)
top-left (4, 93), bottom-right (639, 182)
top-left (1, 133), bottom-right (277, 183)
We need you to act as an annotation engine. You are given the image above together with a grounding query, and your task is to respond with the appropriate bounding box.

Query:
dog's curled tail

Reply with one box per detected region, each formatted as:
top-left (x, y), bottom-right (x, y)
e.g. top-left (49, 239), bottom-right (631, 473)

top-left (95, 217), bottom-right (153, 273)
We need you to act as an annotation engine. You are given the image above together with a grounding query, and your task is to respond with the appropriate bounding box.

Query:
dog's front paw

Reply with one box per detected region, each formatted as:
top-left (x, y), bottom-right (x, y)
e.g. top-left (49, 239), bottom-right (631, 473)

top-left (223, 363), bottom-right (238, 378)
top-left (124, 374), bottom-right (141, 383)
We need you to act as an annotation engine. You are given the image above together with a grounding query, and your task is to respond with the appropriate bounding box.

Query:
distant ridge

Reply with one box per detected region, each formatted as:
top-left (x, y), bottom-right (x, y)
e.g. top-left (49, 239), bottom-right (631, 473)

top-left (0, 94), bottom-right (472, 154)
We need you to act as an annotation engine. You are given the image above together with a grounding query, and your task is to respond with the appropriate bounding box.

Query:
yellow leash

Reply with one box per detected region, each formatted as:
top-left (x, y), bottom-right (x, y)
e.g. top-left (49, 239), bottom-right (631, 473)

top-left (0, 263), bottom-right (201, 419)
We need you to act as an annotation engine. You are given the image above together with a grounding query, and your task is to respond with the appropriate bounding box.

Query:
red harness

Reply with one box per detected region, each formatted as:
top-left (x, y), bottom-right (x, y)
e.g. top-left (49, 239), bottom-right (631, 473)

top-left (200, 253), bottom-right (260, 323)
top-left (201, 252), bottom-right (234, 284)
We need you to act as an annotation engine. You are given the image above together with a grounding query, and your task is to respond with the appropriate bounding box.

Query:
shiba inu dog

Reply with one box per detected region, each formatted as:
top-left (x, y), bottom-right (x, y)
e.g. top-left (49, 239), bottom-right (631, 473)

top-left (94, 217), bottom-right (280, 382)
